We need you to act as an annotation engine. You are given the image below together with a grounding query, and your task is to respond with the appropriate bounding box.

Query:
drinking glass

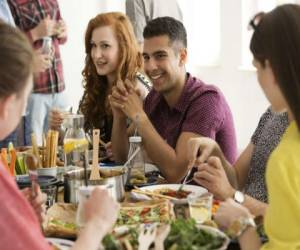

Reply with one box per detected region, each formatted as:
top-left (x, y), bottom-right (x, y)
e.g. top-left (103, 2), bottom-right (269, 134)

top-left (188, 192), bottom-right (213, 223)
top-left (41, 185), bottom-right (57, 208)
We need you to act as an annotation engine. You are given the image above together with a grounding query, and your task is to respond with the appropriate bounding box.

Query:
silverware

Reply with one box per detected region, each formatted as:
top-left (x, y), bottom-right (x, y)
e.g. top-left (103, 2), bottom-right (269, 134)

top-left (25, 153), bottom-right (39, 198)
top-left (178, 167), bottom-right (194, 192)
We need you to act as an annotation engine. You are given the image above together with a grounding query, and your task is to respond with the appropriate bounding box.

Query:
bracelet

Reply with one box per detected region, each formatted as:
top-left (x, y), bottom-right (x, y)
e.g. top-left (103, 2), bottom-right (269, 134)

top-left (227, 216), bottom-right (256, 239)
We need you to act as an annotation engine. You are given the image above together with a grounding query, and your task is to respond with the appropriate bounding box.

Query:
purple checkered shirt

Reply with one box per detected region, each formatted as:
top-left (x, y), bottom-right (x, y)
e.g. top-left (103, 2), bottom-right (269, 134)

top-left (144, 73), bottom-right (237, 164)
top-left (8, 0), bottom-right (66, 93)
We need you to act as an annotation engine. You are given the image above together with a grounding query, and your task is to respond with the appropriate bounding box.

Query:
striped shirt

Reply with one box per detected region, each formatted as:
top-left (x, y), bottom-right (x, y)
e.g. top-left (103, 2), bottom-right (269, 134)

top-left (144, 73), bottom-right (237, 164)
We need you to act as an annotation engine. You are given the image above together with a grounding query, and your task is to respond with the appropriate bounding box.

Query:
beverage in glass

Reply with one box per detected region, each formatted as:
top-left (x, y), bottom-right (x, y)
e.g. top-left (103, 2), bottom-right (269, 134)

top-left (188, 192), bottom-right (213, 223)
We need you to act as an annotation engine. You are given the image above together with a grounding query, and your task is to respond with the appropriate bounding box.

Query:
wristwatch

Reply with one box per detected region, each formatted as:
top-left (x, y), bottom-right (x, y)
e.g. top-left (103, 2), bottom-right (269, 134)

top-left (233, 190), bottom-right (245, 204)
top-left (227, 216), bottom-right (256, 239)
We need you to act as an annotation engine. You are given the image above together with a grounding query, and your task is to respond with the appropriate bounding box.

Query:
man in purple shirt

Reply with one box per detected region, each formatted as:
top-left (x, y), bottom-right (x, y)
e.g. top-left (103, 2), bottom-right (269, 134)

top-left (110, 17), bottom-right (237, 183)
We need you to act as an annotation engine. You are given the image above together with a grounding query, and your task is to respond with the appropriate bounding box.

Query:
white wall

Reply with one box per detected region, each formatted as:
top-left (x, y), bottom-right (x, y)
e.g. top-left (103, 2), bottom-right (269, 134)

top-left (58, 0), bottom-right (268, 151)
top-left (187, 0), bottom-right (268, 150)
top-left (57, 0), bottom-right (125, 111)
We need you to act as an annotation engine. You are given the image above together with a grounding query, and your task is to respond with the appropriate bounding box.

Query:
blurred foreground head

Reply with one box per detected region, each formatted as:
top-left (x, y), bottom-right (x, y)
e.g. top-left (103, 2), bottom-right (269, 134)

top-left (0, 21), bottom-right (34, 139)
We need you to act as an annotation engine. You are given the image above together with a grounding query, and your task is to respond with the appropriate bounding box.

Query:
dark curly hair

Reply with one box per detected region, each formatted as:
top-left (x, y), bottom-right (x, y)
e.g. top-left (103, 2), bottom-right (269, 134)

top-left (79, 12), bottom-right (143, 135)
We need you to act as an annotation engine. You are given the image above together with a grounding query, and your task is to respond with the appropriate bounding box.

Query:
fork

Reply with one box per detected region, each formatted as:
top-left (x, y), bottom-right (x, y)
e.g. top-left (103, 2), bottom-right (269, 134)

top-left (154, 224), bottom-right (170, 250)
top-left (177, 166), bottom-right (195, 192)
top-left (138, 224), bottom-right (157, 250)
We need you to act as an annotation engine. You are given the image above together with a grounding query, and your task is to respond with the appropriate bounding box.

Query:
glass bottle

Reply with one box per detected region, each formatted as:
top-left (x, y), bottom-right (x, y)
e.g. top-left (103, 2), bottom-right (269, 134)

top-left (63, 114), bottom-right (88, 168)
top-left (127, 136), bottom-right (145, 182)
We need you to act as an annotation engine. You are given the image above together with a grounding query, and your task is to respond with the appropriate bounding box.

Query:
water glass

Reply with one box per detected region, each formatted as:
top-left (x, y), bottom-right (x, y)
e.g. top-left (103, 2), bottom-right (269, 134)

top-left (41, 185), bottom-right (57, 208)
top-left (188, 192), bottom-right (213, 223)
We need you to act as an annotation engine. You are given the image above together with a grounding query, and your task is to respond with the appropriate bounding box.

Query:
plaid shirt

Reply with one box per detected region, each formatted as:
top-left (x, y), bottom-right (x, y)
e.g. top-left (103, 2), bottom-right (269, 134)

top-left (8, 0), bottom-right (66, 93)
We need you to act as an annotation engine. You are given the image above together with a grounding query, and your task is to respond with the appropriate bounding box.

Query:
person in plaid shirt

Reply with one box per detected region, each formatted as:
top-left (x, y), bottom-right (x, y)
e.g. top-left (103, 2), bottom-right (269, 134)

top-left (8, 0), bottom-right (69, 145)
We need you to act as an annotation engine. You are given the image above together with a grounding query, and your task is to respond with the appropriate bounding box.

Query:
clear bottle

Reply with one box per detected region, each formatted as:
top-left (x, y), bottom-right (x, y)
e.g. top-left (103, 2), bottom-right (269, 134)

top-left (42, 36), bottom-right (52, 55)
top-left (63, 114), bottom-right (88, 167)
top-left (127, 136), bottom-right (145, 182)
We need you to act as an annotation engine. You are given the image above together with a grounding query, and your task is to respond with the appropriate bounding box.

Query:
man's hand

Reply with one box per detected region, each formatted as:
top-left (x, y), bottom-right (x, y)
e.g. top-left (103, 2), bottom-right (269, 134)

top-left (33, 49), bottom-right (53, 73)
top-left (193, 156), bottom-right (235, 200)
top-left (31, 15), bottom-right (56, 41)
top-left (109, 79), bottom-right (144, 120)
top-left (55, 19), bottom-right (67, 39)
top-left (48, 108), bottom-right (64, 130)
top-left (21, 185), bottom-right (47, 224)
top-left (187, 137), bottom-right (220, 168)
top-left (121, 89), bottom-right (145, 121)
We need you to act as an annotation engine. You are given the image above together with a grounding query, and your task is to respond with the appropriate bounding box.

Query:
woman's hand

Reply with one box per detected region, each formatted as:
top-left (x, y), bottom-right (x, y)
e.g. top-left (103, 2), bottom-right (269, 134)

top-left (214, 198), bottom-right (251, 229)
top-left (104, 141), bottom-right (114, 161)
top-left (109, 82), bottom-right (127, 119)
top-left (193, 156), bottom-right (235, 200)
top-left (84, 187), bottom-right (119, 234)
top-left (21, 185), bottom-right (47, 224)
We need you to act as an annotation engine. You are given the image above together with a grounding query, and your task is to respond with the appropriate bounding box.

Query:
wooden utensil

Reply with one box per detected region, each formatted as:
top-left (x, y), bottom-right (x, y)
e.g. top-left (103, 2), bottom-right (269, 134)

top-left (89, 129), bottom-right (101, 180)
top-left (31, 133), bottom-right (42, 168)
top-left (99, 138), bottom-right (107, 148)
top-left (25, 153), bottom-right (39, 197)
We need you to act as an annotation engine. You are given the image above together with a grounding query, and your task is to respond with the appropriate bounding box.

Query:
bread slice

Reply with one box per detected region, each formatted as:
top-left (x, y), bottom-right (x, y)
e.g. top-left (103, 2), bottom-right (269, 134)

top-left (43, 203), bottom-right (77, 238)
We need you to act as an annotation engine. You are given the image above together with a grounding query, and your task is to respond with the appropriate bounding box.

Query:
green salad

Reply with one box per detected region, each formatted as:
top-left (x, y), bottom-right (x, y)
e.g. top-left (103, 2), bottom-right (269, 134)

top-left (165, 219), bottom-right (225, 250)
top-left (102, 219), bottom-right (226, 250)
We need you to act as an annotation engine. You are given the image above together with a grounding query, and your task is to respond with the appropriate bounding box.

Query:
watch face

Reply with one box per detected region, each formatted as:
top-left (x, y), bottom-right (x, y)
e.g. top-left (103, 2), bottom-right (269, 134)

top-left (234, 191), bottom-right (245, 204)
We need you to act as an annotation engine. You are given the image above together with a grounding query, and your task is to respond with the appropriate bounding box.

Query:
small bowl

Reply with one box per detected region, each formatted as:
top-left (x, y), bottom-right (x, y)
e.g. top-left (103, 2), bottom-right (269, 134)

top-left (37, 167), bottom-right (58, 177)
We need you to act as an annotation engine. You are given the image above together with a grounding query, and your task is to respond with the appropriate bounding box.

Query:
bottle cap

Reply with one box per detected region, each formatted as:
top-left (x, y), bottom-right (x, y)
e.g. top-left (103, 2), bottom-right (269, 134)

top-left (129, 136), bottom-right (142, 143)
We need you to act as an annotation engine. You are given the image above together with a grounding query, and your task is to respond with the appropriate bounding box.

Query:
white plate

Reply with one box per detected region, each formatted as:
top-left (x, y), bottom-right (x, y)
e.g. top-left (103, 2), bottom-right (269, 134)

top-left (131, 184), bottom-right (208, 204)
top-left (47, 238), bottom-right (74, 250)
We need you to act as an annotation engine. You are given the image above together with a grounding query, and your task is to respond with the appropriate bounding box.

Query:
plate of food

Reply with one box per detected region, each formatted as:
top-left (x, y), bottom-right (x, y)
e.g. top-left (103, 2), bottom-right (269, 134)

top-left (116, 199), bottom-right (174, 226)
top-left (43, 203), bottom-right (78, 239)
top-left (131, 184), bottom-right (208, 204)
top-left (102, 218), bottom-right (230, 250)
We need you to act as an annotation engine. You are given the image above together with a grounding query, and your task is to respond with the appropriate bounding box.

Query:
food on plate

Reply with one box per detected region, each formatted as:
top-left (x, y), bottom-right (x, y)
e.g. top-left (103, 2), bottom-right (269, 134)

top-left (164, 219), bottom-right (227, 249)
top-left (100, 168), bottom-right (126, 178)
top-left (102, 227), bottom-right (139, 250)
top-left (116, 200), bottom-right (174, 226)
top-left (153, 188), bottom-right (192, 199)
top-left (128, 169), bottom-right (148, 185)
top-left (212, 199), bottom-right (220, 215)
top-left (43, 203), bottom-right (78, 238)
top-left (102, 218), bottom-right (228, 250)
top-left (129, 174), bottom-right (147, 185)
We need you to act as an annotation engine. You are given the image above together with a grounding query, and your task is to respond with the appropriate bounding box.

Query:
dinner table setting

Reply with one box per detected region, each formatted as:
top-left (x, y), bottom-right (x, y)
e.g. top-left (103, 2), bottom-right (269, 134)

top-left (11, 120), bottom-right (255, 250)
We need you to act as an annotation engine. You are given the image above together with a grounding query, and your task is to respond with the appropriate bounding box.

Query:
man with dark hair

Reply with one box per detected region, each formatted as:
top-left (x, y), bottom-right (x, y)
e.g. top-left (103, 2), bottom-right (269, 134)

top-left (110, 17), bottom-right (237, 183)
